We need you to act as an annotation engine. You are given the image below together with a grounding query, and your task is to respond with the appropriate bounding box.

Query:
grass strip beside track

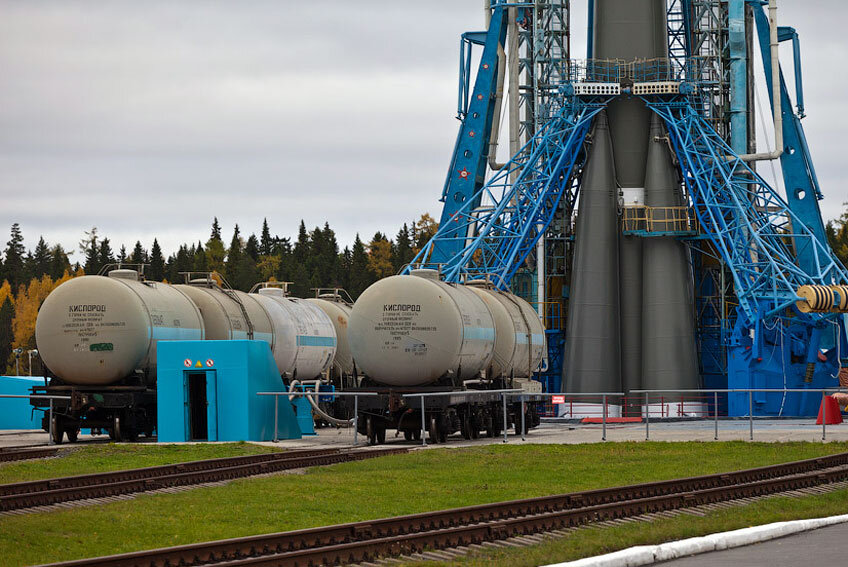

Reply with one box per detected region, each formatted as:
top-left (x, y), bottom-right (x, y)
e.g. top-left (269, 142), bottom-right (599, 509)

top-left (0, 442), bottom-right (282, 484)
top-left (398, 487), bottom-right (848, 566)
top-left (2, 442), bottom-right (848, 565)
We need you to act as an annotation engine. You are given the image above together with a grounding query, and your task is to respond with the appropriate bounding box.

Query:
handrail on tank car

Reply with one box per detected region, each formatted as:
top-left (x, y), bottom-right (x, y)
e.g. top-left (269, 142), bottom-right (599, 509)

top-left (250, 281), bottom-right (294, 295)
top-left (311, 287), bottom-right (354, 305)
top-left (0, 394), bottom-right (72, 446)
top-left (97, 263), bottom-right (147, 276)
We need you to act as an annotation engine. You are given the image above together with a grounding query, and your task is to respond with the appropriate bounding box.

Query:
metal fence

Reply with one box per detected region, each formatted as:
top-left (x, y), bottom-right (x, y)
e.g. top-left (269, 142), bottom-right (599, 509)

top-left (0, 394), bottom-right (70, 445)
top-left (631, 389), bottom-right (848, 441)
top-left (261, 388), bottom-right (848, 446)
top-left (257, 391), bottom-right (378, 445)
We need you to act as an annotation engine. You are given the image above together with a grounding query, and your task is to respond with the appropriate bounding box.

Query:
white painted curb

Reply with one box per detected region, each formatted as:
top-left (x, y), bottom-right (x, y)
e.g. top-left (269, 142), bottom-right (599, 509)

top-left (541, 513), bottom-right (848, 567)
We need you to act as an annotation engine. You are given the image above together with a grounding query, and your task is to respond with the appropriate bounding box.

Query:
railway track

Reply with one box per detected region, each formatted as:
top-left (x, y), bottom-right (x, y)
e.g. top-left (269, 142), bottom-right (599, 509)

top-left (42, 451), bottom-right (848, 567)
top-left (0, 446), bottom-right (60, 463)
top-left (0, 447), bottom-right (407, 512)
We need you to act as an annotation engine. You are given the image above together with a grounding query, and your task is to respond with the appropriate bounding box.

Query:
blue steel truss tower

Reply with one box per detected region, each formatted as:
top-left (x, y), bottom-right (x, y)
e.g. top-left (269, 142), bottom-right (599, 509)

top-left (409, 0), bottom-right (848, 416)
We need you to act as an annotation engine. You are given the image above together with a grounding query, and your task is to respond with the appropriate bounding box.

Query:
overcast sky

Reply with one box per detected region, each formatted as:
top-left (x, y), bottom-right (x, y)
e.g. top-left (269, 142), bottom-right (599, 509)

top-left (1, 1), bottom-right (846, 260)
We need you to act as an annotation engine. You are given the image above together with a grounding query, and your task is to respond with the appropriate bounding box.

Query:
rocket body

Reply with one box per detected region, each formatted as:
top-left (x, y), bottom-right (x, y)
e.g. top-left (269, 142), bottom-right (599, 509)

top-left (564, 0), bottom-right (700, 401)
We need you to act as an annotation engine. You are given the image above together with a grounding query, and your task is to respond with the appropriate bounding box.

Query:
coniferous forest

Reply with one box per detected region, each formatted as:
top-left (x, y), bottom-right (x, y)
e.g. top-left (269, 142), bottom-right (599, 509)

top-left (0, 215), bottom-right (438, 375)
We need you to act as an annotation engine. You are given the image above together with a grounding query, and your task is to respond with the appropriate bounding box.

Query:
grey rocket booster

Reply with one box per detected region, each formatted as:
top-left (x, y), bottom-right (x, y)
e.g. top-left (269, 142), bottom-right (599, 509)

top-left (642, 113), bottom-right (700, 392)
top-left (563, 111), bottom-right (620, 394)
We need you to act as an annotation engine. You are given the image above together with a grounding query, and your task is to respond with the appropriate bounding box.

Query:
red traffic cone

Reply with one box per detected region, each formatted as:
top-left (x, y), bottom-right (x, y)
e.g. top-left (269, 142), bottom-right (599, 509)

top-left (816, 396), bottom-right (843, 425)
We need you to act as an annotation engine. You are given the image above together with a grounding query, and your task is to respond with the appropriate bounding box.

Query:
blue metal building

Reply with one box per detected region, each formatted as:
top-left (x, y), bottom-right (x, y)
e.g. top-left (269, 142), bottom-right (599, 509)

top-left (157, 341), bottom-right (300, 442)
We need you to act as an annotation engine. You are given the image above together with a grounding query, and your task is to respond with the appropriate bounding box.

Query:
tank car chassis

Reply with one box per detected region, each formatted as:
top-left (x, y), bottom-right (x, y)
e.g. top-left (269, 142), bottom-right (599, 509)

top-left (30, 380), bottom-right (156, 444)
top-left (346, 386), bottom-right (542, 445)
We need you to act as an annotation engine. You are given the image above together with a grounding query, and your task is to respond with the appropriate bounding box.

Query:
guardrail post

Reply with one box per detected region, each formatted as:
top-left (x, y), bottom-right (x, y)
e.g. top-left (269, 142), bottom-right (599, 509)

top-left (714, 391), bottom-right (719, 441)
top-left (353, 395), bottom-right (359, 446)
top-left (645, 392), bottom-right (650, 440)
top-left (822, 390), bottom-right (827, 442)
top-left (48, 398), bottom-right (54, 446)
top-left (748, 390), bottom-right (754, 441)
top-left (502, 393), bottom-right (508, 444)
top-left (273, 395), bottom-right (279, 443)
top-left (420, 395), bottom-right (427, 447)
top-left (602, 394), bottom-right (607, 441)
top-left (520, 395), bottom-right (526, 442)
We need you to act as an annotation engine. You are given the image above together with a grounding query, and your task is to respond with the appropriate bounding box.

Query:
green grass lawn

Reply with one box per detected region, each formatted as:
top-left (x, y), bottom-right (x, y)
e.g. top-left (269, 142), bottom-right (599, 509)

top-left (0, 442), bottom-right (282, 484)
top-left (1, 442), bottom-right (847, 565)
top-left (399, 487), bottom-right (848, 566)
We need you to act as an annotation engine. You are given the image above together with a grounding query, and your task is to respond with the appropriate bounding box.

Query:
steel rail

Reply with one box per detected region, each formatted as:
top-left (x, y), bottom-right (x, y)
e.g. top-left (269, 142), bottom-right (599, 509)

top-left (1, 447), bottom-right (407, 512)
top-left (0, 447), bottom-right (60, 463)
top-left (42, 451), bottom-right (848, 567)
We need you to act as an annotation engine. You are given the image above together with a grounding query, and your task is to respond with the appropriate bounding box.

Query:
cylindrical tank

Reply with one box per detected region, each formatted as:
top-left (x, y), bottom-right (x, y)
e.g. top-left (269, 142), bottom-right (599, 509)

top-left (35, 270), bottom-right (204, 386)
top-left (348, 270), bottom-right (496, 387)
top-left (174, 281), bottom-right (274, 344)
top-left (256, 288), bottom-right (336, 380)
top-left (306, 295), bottom-right (354, 377)
top-left (466, 282), bottom-right (546, 378)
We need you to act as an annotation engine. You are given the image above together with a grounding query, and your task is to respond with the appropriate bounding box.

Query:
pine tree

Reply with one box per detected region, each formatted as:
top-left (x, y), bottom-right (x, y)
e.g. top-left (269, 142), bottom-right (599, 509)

top-left (349, 234), bottom-right (374, 298)
top-left (148, 239), bottom-right (165, 281)
top-left (117, 244), bottom-right (128, 264)
top-left (211, 217), bottom-right (222, 241)
top-left (4, 224), bottom-right (26, 289)
top-left (98, 238), bottom-right (115, 268)
top-left (130, 241), bottom-right (147, 266)
top-left (225, 225), bottom-right (243, 286)
top-left (392, 223), bottom-right (413, 272)
top-left (339, 245), bottom-right (353, 292)
top-left (194, 243), bottom-right (209, 272)
top-left (260, 218), bottom-right (273, 256)
top-left (206, 222), bottom-right (226, 274)
top-left (30, 237), bottom-right (52, 280)
top-left (49, 245), bottom-right (71, 280)
top-left (245, 234), bottom-right (260, 261)
top-left (84, 239), bottom-right (100, 275)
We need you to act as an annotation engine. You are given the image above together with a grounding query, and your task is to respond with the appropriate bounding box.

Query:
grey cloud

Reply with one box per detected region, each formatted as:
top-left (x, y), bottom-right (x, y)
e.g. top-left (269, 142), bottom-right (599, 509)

top-left (1, 0), bottom-right (847, 259)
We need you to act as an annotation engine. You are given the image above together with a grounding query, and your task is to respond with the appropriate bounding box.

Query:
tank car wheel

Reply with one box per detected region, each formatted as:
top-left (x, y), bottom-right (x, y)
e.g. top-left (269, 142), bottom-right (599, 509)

top-left (436, 417), bottom-right (449, 443)
top-left (412, 428), bottom-right (421, 441)
top-left (469, 412), bottom-right (480, 439)
top-left (50, 415), bottom-right (64, 445)
top-left (461, 413), bottom-right (471, 440)
top-left (65, 425), bottom-right (80, 443)
top-left (403, 430), bottom-right (413, 441)
top-left (377, 424), bottom-right (386, 445)
top-left (485, 414), bottom-right (496, 438)
top-left (427, 417), bottom-right (440, 444)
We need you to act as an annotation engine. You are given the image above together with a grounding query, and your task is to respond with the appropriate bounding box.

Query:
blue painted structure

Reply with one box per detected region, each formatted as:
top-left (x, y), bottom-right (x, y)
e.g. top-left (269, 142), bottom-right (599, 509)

top-left (156, 341), bottom-right (300, 442)
top-left (0, 376), bottom-right (44, 429)
top-left (408, 1), bottom-right (848, 416)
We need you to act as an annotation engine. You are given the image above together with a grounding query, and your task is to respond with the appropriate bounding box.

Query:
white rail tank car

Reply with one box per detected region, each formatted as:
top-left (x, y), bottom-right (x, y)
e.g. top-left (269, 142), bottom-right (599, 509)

top-left (35, 270), bottom-right (204, 386)
top-left (348, 270), bottom-right (498, 387)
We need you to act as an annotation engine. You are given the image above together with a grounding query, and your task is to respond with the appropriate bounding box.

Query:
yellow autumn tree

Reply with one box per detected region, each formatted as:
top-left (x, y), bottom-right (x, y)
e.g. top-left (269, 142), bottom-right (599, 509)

top-left (412, 213), bottom-right (439, 253)
top-left (8, 271), bottom-right (76, 374)
top-left (0, 281), bottom-right (11, 308)
top-left (367, 235), bottom-right (394, 279)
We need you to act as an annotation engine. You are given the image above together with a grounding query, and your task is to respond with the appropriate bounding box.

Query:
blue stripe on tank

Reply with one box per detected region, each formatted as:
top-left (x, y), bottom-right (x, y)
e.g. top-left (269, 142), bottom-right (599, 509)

top-left (515, 333), bottom-right (545, 345)
top-left (151, 327), bottom-right (203, 341)
top-left (463, 327), bottom-right (496, 341)
top-left (297, 335), bottom-right (337, 347)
